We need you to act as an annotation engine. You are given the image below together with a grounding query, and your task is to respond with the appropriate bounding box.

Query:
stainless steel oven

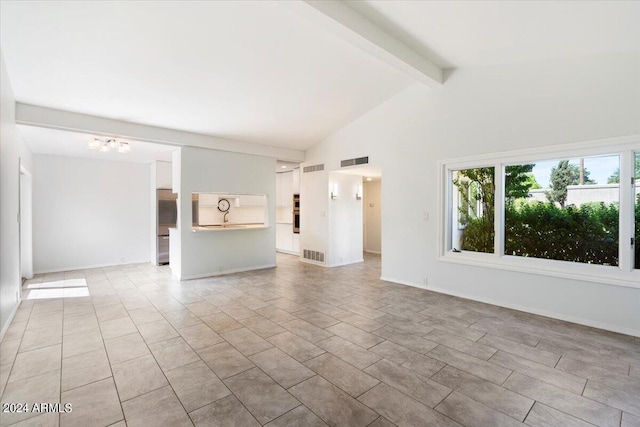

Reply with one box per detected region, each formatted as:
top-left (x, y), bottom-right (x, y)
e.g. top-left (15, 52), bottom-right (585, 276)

top-left (293, 194), bottom-right (300, 234)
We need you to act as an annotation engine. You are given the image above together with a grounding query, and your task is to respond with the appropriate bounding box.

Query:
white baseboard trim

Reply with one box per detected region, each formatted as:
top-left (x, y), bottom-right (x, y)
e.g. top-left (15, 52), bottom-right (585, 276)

top-left (34, 258), bottom-right (151, 274)
top-left (300, 258), bottom-right (327, 267)
top-left (328, 259), bottom-right (364, 268)
top-left (276, 249), bottom-right (299, 256)
top-left (0, 298), bottom-right (22, 342)
top-left (379, 276), bottom-right (640, 338)
top-left (178, 263), bottom-right (276, 280)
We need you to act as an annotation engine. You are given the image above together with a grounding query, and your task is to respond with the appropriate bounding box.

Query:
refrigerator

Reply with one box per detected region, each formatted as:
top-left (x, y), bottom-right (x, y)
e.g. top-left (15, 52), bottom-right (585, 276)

top-left (157, 189), bottom-right (177, 265)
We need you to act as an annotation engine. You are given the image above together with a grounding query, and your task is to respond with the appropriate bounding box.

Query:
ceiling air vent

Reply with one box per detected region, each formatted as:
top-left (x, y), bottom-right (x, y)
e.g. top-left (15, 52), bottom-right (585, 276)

top-left (341, 156), bottom-right (369, 168)
top-left (303, 249), bottom-right (325, 263)
top-left (303, 164), bottom-right (324, 173)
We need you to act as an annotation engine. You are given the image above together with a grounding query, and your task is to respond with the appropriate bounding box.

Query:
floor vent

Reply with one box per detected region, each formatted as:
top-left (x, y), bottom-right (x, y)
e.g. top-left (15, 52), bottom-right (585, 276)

top-left (341, 156), bottom-right (369, 167)
top-left (303, 164), bottom-right (324, 173)
top-left (303, 249), bottom-right (325, 263)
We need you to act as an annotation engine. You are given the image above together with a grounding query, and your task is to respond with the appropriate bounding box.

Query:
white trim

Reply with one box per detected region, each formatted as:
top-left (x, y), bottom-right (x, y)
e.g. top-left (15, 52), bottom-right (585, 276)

top-left (438, 134), bottom-right (640, 288)
top-left (0, 299), bottom-right (22, 342)
top-left (328, 258), bottom-right (364, 268)
top-left (300, 258), bottom-right (327, 267)
top-left (276, 249), bottom-right (300, 256)
top-left (380, 276), bottom-right (639, 338)
top-left (33, 258), bottom-right (151, 275)
top-left (177, 263), bottom-right (276, 280)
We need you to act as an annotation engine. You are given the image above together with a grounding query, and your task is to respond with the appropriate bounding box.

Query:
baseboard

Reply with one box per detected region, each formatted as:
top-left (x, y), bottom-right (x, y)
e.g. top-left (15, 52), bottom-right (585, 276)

top-left (0, 298), bottom-right (22, 342)
top-left (276, 249), bottom-right (299, 256)
top-left (328, 259), bottom-right (364, 268)
top-left (178, 263), bottom-right (277, 280)
top-left (300, 258), bottom-right (327, 267)
top-left (364, 250), bottom-right (381, 254)
top-left (34, 258), bottom-right (151, 274)
top-left (379, 276), bottom-right (640, 338)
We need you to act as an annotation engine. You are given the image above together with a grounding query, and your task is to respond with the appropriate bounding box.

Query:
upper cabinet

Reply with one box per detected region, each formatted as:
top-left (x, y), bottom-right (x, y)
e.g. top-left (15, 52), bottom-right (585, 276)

top-left (292, 168), bottom-right (300, 194)
top-left (276, 171), bottom-right (293, 208)
top-left (199, 193), bottom-right (218, 207)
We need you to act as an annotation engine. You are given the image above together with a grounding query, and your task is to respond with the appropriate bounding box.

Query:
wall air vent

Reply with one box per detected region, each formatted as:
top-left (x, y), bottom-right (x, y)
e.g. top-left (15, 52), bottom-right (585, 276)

top-left (303, 249), bottom-right (325, 263)
top-left (340, 156), bottom-right (369, 168)
top-left (303, 164), bottom-right (325, 173)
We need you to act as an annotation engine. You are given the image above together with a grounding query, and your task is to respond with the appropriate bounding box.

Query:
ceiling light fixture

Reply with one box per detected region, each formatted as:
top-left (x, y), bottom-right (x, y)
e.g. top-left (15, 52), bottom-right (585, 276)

top-left (281, 165), bottom-right (287, 169)
top-left (366, 177), bottom-right (373, 181)
top-left (88, 138), bottom-right (131, 153)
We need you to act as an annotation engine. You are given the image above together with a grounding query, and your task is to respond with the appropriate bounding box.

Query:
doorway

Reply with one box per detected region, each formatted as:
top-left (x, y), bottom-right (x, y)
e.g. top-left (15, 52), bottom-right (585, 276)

top-left (363, 178), bottom-right (381, 254)
top-left (19, 161), bottom-right (34, 281)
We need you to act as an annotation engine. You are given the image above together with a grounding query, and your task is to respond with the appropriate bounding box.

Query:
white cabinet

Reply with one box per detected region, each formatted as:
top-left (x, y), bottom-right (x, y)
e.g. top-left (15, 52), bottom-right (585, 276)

top-left (276, 223), bottom-right (293, 252)
top-left (237, 195), bottom-right (264, 207)
top-left (276, 171), bottom-right (293, 207)
top-left (292, 168), bottom-right (300, 194)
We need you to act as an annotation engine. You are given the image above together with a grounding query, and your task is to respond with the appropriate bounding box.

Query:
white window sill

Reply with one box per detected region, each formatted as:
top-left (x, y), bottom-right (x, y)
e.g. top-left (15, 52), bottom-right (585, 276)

top-left (439, 251), bottom-right (640, 289)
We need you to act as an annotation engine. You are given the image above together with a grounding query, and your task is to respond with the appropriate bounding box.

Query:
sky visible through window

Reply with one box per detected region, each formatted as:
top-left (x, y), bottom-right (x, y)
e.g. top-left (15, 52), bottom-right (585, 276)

top-left (531, 155), bottom-right (619, 188)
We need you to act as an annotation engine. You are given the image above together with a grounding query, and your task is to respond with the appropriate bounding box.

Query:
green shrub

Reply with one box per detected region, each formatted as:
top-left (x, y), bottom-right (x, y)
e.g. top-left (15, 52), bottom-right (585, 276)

top-left (503, 201), bottom-right (619, 265)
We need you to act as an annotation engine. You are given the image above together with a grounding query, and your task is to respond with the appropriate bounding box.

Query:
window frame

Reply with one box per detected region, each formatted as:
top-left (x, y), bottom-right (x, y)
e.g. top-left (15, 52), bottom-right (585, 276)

top-left (438, 135), bottom-right (640, 289)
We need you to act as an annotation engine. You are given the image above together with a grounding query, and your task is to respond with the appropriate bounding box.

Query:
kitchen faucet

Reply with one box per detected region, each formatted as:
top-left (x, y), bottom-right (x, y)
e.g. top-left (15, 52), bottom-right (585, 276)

top-left (224, 211), bottom-right (229, 223)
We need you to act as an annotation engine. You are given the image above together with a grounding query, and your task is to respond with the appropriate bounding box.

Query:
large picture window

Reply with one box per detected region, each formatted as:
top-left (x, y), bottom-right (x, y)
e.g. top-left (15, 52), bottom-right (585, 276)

top-left (504, 155), bottom-right (619, 266)
top-left (441, 139), bottom-right (639, 287)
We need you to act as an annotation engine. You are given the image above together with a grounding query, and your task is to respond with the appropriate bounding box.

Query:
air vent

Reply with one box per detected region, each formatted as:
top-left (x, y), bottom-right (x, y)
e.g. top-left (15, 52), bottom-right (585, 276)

top-left (341, 156), bottom-right (369, 168)
top-left (303, 164), bottom-right (324, 173)
top-left (303, 249), bottom-right (325, 263)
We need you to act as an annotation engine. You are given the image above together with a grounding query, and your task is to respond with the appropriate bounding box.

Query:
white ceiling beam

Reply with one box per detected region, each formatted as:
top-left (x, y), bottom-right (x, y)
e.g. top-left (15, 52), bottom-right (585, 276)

top-left (285, 0), bottom-right (443, 87)
top-left (15, 103), bottom-right (305, 162)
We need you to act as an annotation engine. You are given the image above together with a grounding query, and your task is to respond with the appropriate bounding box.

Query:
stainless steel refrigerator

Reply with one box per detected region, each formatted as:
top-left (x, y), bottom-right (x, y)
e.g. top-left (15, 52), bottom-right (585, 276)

top-left (157, 189), bottom-right (177, 265)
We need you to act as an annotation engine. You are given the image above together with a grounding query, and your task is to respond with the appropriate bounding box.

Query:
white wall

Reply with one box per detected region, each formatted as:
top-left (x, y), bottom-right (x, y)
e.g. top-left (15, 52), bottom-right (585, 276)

top-left (0, 50), bottom-right (33, 337)
top-left (304, 52), bottom-right (640, 336)
top-left (328, 172), bottom-right (363, 266)
top-left (171, 146), bottom-right (276, 279)
top-left (364, 180), bottom-right (381, 253)
top-left (33, 155), bottom-right (150, 273)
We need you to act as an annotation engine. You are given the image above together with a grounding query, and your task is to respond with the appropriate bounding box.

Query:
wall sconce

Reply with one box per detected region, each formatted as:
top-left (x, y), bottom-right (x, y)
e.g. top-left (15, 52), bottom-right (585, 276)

top-left (331, 184), bottom-right (338, 199)
top-left (356, 185), bottom-right (363, 200)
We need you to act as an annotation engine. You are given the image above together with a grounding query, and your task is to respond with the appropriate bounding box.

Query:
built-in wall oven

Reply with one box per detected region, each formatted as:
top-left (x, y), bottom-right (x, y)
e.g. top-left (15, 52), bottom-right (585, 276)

top-left (293, 194), bottom-right (300, 234)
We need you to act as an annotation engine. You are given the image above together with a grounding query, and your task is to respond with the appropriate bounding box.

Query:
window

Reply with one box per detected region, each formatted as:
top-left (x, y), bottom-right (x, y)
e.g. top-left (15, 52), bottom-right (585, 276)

top-left (441, 138), bottom-right (639, 287)
top-left (451, 168), bottom-right (495, 254)
top-left (504, 155), bottom-right (620, 266)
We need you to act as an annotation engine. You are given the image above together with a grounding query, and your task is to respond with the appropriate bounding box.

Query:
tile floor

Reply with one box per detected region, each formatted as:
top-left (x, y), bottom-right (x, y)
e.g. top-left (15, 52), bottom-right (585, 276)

top-left (1, 253), bottom-right (639, 426)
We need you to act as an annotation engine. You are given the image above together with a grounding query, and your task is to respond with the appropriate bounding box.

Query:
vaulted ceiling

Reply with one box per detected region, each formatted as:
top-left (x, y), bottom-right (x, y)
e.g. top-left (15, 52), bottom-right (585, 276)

top-left (1, 1), bottom-right (638, 156)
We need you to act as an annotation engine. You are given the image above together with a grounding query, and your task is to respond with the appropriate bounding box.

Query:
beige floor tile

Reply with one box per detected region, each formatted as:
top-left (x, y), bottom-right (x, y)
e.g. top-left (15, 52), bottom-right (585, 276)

top-left (373, 326), bottom-right (438, 354)
top-left (62, 330), bottom-right (104, 359)
top-left (305, 353), bottom-right (379, 397)
top-left (122, 386), bottom-right (191, 427)
top-left (136, 319), bottom-right (179, 344)
top-left (434, 391), bottom-right (521, 427)
top-left (431, 365), bottom-right (533, 421)
top-left (189, 394), bottom-right (260, 427)
top-left (365, 359), bottom-right (451, 408)
top-left (223, 367), bottom-right (299, 424)
top-left (111, 354), bottom-right (168, 401)
top-left (148, 336), bottom-right (199, 371)
top-left (165, 360), bottom-right (230, 412)
top-left (281, 319), bottom-right (333, 344)
top-left (477, 334), bottom-right (560, 367)
top-left (0, 340), bottom-right (20, 366)
top-left (60, 377), bottom-right (123, 427)
top-left (289, 375), bottom-right (378, 427)
top-left (428, 345), bottom-right (510, 385)
top-left (200, 312), bottom-right (243, 334)
top-left (0, 370), bottom-right (60, 426)
top-left (265, 405), bottom-right (328, 427)
top-left (19, 325), bottom-right (63, 353)
top-left (127, 307), bottom-right (163, 326)
top-left (622, 412), bottom-right (640, 427)
top-left (239, 316), bottom-right (286, 338)
top-left (197, 342), bottom-right (254, 379)
top-left (220, 327), bottom-right (273, 356)
top-left (104, 332), bottom-right (150, 365)
top-left (249, 348), bottom-right (315, 389)
top-left (359, 383), bottom-right (460, 427)
top-left (316, 336), bottom-right (380, 369)
top-left (294, 309), bottom-right (340, 329)
top-left (583, 380), bottom-right (640, 417)
top-left (267, 332), bottom-right (325, 363)
top-left (162, 309), bottom-right (202, 329)
top-left (370, 341), bottom-right (445, 379)
top-left (61, 348), bottom-right (111, 391)
top-left (8, 345), bottom-right (61, 384)
top-left (95, 303), bottom-right (129, 322)
top-left (177, 323), bottom-right (224, 350)
top-left (62, 313), bottom-right (99, 336)
top-left (334, 311), bottom-right (383, 332)
top-left (504, 372), bottom-right (621, 427)
top-left (99, 317), bottom-right (137, 340)
top-left (183, 301), bottom-right (220, 317)
top-left (524, 402), bottom-right (594, 427)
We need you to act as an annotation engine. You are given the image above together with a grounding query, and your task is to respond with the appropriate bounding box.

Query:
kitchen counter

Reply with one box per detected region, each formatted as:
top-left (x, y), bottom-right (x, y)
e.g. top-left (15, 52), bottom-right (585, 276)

top-left (192, 224), bottom-right (268, 232)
